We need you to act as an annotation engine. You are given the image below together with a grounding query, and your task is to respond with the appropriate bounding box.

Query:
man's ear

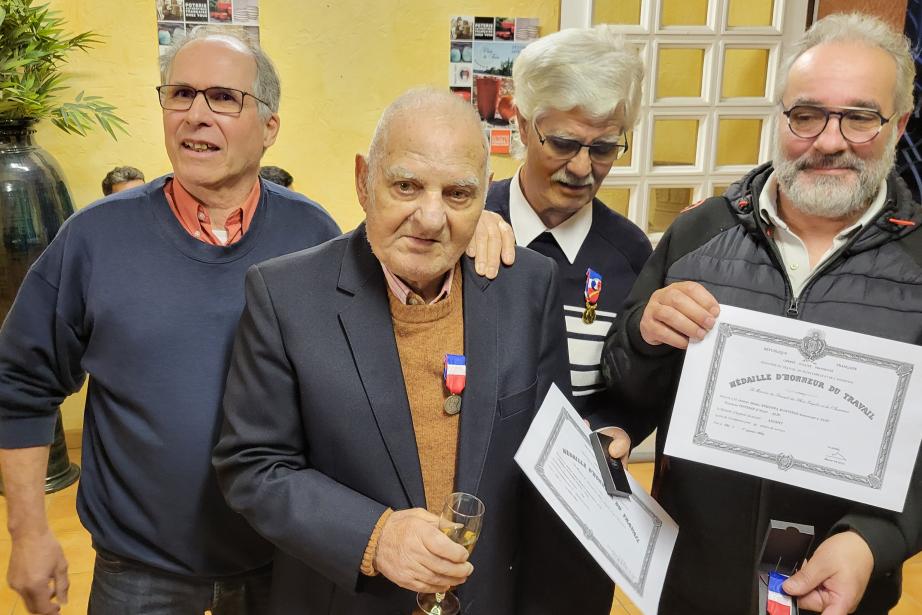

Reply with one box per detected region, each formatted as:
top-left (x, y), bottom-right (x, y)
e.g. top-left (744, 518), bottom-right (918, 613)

top-left (516, 109), bottom-right (530, 147)
top-left (262, 113), bottom-right (281, 148)
top-left (896, 111), bottom-right (911, 140)
top-left (355, 154), bottom-right (370, 213)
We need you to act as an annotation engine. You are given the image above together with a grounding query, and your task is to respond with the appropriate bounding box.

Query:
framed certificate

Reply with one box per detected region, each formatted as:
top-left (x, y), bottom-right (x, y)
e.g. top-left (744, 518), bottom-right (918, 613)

top-left (666, 304), bottom-right (922, 512)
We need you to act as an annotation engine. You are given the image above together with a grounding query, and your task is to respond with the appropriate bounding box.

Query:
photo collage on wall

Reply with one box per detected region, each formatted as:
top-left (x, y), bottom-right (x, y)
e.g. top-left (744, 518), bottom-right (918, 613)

top-left (449, 16), bottom-right (539, 155)
top-left (156, 0), bottom-right (260, 55)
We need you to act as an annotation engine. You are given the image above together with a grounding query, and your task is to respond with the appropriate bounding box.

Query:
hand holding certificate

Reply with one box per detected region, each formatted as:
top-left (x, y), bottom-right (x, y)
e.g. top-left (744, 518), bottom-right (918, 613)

top-left (666, 304), bottom-right (922, 511)
top-left (515, 385), bottom-right (677, 614)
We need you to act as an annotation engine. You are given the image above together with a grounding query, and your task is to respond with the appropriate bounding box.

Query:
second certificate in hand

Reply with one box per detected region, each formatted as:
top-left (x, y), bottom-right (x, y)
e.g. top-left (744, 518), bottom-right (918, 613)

top-left (515, 385), bottom-right (677, 614)
top-left (666, 304), bottom-right (922, 512)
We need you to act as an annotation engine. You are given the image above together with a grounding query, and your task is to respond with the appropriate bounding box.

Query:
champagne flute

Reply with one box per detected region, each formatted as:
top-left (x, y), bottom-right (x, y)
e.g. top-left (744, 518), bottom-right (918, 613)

top-left (416, 492), bottom-right (485, 615)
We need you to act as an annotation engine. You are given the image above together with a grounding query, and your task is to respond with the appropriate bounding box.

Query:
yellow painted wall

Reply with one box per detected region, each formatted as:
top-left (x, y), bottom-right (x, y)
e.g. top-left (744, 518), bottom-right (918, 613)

top-left (41, 0), bottom-right (561, 431)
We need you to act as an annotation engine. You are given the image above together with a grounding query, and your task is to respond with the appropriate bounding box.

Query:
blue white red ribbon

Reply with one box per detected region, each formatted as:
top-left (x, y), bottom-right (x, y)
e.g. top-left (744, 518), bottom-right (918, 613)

top-left (444, 354), bottom-right (466, 395)
top-left (585, 268), bottom-right (602, 305)
top-left (766, 572), bottom-right (793, 615)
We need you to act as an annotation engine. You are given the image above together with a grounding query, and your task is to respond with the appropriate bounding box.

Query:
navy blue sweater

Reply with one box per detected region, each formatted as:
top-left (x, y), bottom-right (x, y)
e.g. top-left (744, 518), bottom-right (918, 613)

top-left (0, 177), bottom-right (340, 577)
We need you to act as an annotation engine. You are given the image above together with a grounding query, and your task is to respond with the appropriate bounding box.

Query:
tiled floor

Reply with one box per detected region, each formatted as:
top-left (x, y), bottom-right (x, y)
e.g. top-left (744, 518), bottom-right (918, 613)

top-left (0, 451), bottom-right (919, 614)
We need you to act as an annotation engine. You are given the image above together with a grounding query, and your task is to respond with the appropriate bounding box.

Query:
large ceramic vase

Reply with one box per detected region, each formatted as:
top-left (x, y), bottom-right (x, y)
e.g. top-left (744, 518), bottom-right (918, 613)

top-left (0, 118), bottom-right (80, 493)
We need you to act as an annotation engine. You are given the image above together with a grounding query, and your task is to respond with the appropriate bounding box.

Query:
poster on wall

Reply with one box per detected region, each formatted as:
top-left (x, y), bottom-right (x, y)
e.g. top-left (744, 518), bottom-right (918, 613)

top-left (449, 16), bottom-right (539, 155)
top-left (156, 0), bottom-right (260, 55)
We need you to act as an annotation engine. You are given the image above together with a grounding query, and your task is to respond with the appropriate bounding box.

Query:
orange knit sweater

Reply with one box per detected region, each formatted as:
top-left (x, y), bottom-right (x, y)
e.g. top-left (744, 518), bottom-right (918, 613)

top-left (360, 265), bottom-right (464, 576)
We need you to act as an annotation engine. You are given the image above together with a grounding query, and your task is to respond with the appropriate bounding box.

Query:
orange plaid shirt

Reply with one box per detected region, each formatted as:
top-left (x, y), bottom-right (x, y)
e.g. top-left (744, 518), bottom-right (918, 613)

top-left (164, 178), bottom-right (260, 245)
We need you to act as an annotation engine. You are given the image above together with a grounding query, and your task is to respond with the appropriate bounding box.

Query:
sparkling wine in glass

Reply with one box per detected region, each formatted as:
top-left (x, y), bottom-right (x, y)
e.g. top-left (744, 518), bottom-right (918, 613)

top-left (416, 492), bottom-right (485, 615)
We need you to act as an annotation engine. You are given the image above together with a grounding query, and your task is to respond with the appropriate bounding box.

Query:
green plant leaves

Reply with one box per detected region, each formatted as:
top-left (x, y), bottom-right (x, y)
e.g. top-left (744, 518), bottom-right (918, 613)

top-left (0, 0), bottom-right (127, 139)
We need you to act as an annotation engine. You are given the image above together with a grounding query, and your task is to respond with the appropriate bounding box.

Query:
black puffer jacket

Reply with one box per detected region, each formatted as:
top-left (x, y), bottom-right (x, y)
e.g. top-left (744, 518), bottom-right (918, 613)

top-left (601, 162), bottom-right (922, 614)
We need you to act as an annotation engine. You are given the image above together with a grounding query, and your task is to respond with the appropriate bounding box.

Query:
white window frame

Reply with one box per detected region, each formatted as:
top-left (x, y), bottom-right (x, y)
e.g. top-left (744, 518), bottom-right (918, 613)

top-left (559, 0), bottom-right (809, 234)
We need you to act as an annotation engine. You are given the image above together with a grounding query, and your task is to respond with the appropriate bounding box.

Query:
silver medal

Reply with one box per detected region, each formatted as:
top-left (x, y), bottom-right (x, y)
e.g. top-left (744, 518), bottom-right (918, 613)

top-left (444, 394), bottom-right (462, 415)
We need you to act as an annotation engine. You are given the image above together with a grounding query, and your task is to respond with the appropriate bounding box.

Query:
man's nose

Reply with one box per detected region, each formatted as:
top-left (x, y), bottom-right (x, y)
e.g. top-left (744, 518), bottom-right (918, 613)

top-left (811, 115), bottom-right (849, 154)
top-left (183, 92), bottom-right (214, 124)
top-left (566, 146), bottom-right (593, 178)
top-left (414, 191), bottom-right (448, 231)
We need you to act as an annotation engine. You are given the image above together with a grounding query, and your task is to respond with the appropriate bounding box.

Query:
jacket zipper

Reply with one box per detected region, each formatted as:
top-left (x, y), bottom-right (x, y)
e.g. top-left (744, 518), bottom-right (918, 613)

top-left (788, 219), bottom-right (882, 318)
top-left (752, 199), bottom-right (892, 319)
top-left (751, 209), bottom-right (799, 317)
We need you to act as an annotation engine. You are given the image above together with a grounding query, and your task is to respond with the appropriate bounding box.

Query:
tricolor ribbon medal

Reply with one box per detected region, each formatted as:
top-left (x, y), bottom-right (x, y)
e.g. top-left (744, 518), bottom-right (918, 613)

top-left (443, 354), bottom-right (466, 416)
top-left (766, 571), bottom-right (793, 615)
top-left (583, 268), bottom-right (603, 324)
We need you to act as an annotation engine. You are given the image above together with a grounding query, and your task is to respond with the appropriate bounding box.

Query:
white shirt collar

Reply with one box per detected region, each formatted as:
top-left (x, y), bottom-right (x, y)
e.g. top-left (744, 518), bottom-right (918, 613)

top-left (758, 172), bottom-right (888, 238)
top-left (508, 166), bottom-right (593, 265)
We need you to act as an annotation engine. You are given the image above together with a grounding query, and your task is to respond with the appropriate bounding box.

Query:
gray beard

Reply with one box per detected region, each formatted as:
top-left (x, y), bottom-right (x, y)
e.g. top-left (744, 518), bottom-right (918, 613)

top-left (773, 131), bottom-right (896, 219)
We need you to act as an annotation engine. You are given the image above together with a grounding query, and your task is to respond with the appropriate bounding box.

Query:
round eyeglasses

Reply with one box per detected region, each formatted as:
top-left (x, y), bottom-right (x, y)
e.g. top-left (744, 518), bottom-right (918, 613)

top-left (156, 85), bottom-right (269, 115)
top-left (533, 121), bottom-right (629, 164)
top-left (781, 103), bottom-right (895, 144)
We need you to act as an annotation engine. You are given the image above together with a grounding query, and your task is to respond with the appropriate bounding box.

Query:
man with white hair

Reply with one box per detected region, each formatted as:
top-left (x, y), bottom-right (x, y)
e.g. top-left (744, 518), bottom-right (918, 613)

top-left (485, 25), bottom-right (651, 428)
top-left (0, 28), bottom-right (341, 614)
top-left (214, 87), bottom-right (614, 614)
top-left (602, 13), bottom-right (922, 614)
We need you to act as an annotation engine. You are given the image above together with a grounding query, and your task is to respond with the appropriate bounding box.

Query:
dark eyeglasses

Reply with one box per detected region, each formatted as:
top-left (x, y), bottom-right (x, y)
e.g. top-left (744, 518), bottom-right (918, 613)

top-left (156, 85), bottom-right (268, 114)
top-left (781, 103), bottom-right (895, 144)
top-left (533, 121), bottom-right (629, 163)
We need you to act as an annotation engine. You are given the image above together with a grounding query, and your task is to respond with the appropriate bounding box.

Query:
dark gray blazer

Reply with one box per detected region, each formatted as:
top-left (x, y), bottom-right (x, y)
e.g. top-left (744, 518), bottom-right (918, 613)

top-left (214, 224), bottom-right (614, 614)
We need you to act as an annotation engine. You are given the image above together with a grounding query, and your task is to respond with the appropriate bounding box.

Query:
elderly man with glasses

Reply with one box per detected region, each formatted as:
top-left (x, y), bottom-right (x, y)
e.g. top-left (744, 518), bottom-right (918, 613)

top-left (602, 13), bottom-right (922, 615)
top-left (485, 25), bottom-right (651, 436)
top-left (0, 28), bottom-right (343, 615)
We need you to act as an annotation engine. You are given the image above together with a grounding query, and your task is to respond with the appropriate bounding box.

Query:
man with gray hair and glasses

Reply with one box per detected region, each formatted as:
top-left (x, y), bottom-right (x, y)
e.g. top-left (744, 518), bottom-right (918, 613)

top-left (0, 28), bottom-right (343, 614)
top-left (602, 13), bottom-right (922, 614)
top-left (485, 24), bottom-right (651, 443)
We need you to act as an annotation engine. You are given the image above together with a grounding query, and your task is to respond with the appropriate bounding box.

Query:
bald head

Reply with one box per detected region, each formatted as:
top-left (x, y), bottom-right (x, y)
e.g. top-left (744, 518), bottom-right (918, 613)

top-left (366, 88), bottom-right (490, 189)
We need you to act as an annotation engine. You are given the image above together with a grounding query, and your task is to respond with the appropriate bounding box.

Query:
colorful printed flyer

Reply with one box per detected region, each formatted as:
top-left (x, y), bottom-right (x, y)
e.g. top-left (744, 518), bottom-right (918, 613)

top-left (449, 16), bottom-right (539, 155)
top-left (156, 0), bottom-right (260, 55)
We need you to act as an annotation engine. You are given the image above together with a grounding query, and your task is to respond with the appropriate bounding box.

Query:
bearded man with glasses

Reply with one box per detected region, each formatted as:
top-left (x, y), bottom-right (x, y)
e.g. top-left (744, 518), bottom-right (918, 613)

top-left (602, 13), bottom-right (922, 615)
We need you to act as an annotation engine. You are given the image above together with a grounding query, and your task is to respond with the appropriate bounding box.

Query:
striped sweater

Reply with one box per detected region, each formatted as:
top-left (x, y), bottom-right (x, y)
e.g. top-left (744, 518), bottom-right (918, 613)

top-left (486, 177), bottom-right (651, 421)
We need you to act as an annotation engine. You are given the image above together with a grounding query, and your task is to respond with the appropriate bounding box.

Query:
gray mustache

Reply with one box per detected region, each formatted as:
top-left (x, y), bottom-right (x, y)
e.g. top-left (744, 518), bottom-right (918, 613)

top-left (794, 153), bottom-right (862, 172)
top-left (551, 169), bottom-right (594, 187)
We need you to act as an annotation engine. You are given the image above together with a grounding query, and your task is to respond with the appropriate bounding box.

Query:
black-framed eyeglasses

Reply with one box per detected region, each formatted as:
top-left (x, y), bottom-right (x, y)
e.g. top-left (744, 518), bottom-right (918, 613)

top-left (156, 85), bottom-right (268, 114)
top-left (533, 121), bottom-right (629, 163)
top-left (781, 103), bottom-right (895, 144)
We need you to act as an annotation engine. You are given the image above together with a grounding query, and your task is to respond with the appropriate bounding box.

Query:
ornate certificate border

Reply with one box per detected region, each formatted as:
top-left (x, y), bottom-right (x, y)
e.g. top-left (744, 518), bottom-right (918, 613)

top-left (535, 409), bottom-right (662, 593)
top-left (693, 323), bottom-right (913, 489)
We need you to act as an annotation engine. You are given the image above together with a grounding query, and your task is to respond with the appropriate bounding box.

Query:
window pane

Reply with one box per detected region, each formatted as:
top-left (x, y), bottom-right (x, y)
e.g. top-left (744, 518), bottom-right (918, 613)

top-left (722, 48), bottom-right (769, 98)
top-left (713, 185), bottom-right (730, 196)
top-left (593, 0), bottom-right (641, 25)
top-left (652, 119), bottom-right (699, 166)
top-left (716, 118), bottom-right (763, 166)
top-left (728, 0), bottom-right (774, 27)
top-left (595, 187), bottom-right (631, 217)
top-left (656, 48), bottom-right (705, 99)
top-left (661, 0), bottom-right (708, 27)
top-left (648, 187), bottom-right (694, 233)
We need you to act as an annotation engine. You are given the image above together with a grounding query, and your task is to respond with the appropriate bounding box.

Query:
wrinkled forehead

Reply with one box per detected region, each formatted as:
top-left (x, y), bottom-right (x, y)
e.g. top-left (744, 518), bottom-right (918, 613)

top-left (784, 42), bottom-right (898, 111)
top-left (167, 37), bottom-right (257, 87)
top-left (377, 113), bottom-right (488, 178)
top-left (531, 107), bottom-right (626, 144)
